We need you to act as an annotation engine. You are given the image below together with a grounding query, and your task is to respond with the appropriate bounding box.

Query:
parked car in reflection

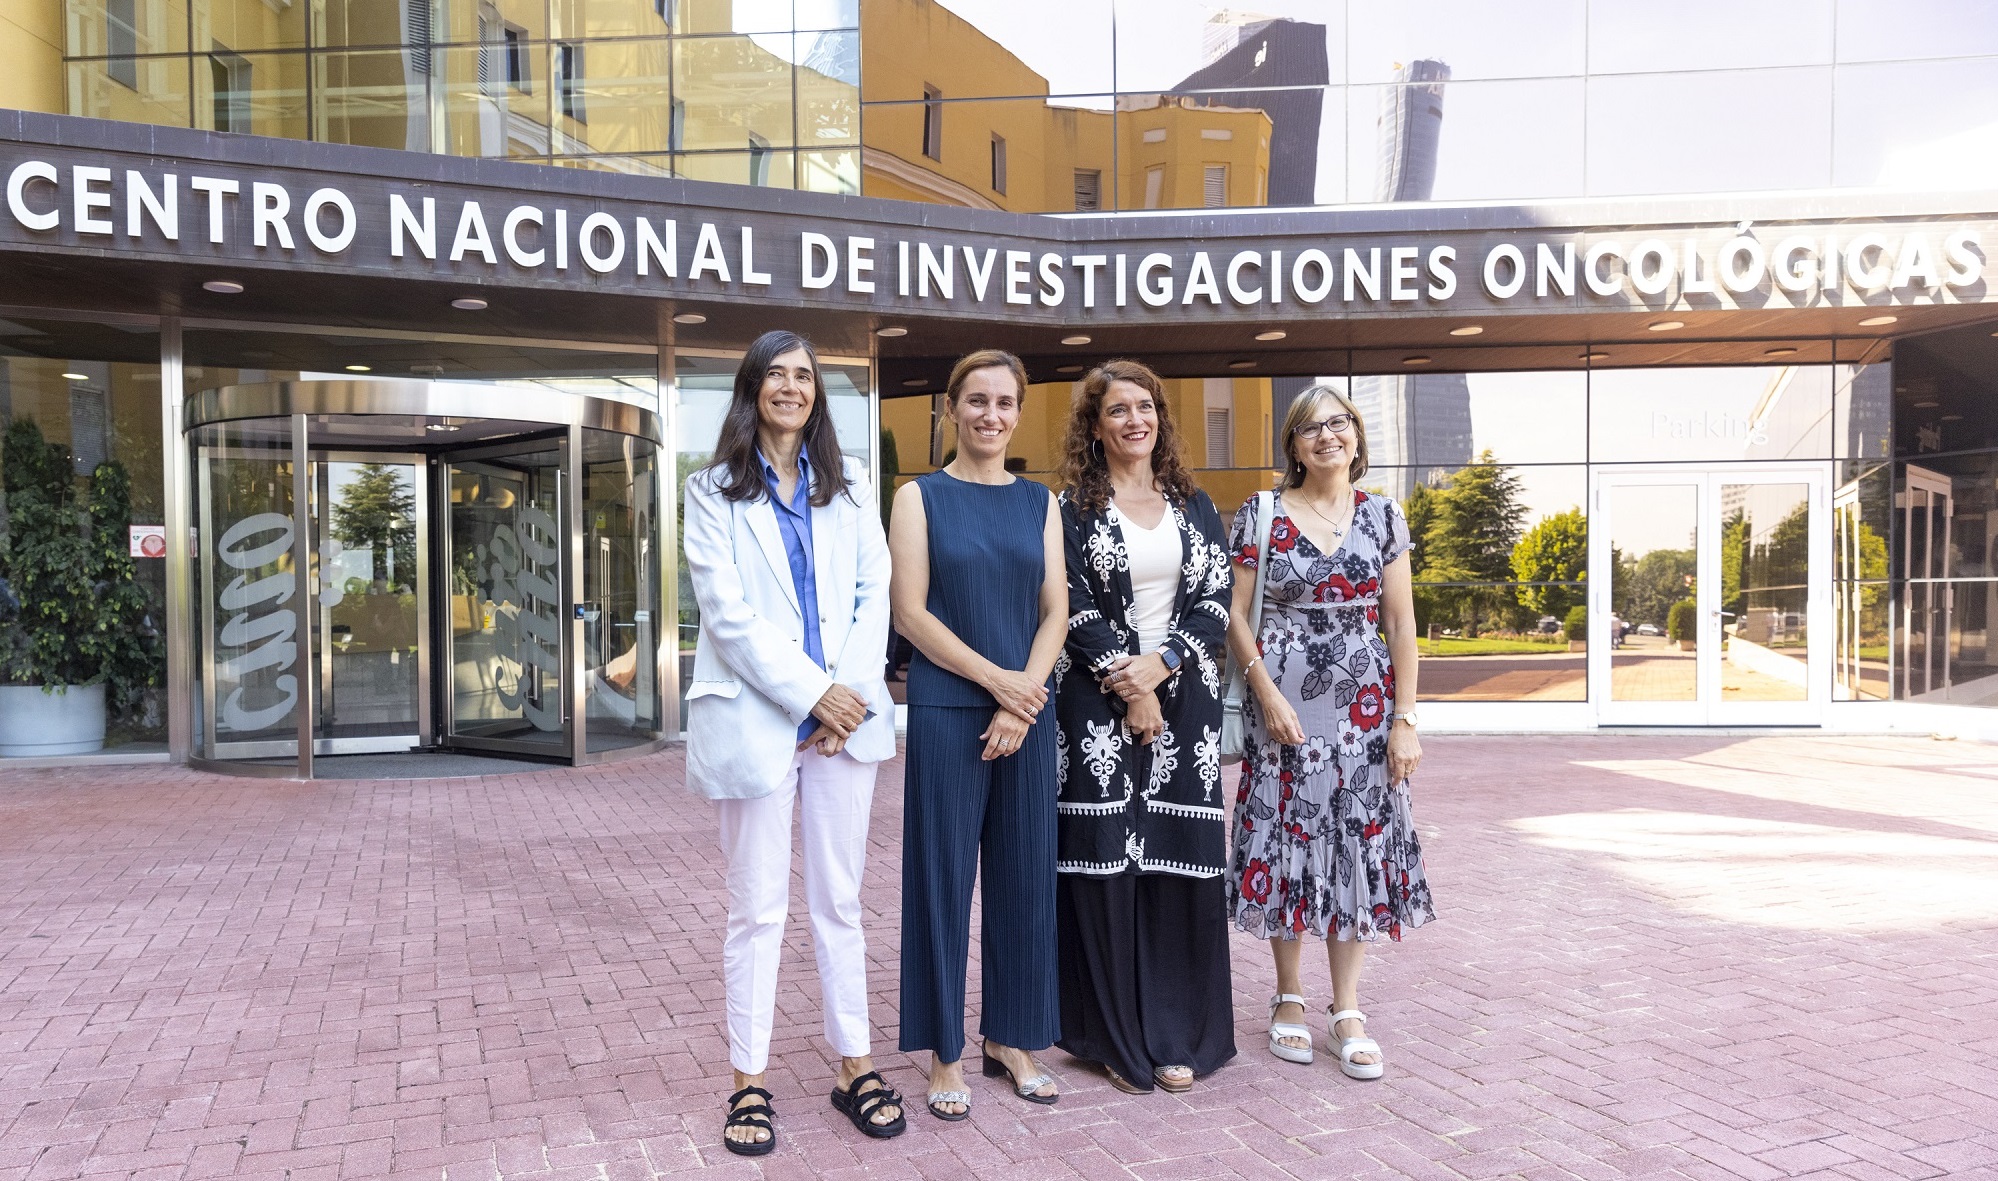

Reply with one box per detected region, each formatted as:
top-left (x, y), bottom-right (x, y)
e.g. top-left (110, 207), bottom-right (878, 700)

top-left (1536, 616), bottom-right (1560, 634)
top-left (1635, 623), bottom-right (1662, 636)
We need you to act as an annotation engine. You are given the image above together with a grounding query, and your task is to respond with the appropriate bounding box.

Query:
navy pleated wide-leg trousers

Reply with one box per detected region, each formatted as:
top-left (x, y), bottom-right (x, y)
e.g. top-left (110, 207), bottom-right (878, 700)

top-left (898, 704), bottom-right (1060, 1062)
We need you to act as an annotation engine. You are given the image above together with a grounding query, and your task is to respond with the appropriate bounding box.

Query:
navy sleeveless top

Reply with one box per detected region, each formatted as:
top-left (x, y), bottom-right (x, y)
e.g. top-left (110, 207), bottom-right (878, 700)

top-left (907, 470), bottom-right (1051, 709)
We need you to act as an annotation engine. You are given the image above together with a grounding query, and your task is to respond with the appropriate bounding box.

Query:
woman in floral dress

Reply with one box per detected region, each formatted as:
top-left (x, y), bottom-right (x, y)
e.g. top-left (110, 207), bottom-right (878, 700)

top-left (1224, 384), bottom-right (1436, 1081)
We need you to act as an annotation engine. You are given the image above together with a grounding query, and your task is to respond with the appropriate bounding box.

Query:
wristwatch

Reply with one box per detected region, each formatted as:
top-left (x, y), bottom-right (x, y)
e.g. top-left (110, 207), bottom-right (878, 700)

top-left (1394, 710), bottom-right (1418, 729)
top-left (1158, 646), bottom-right (1183, 674)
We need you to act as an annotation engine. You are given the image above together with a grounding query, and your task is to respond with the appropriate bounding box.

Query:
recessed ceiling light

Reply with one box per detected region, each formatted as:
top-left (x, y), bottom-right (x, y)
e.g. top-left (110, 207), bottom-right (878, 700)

top-left (1055, 364), bottom-right (1084, 374)
top-left (345, 364), bottom-right (372, 372)
top-left (1764, 347), bottom-right (1798, 356)
top-left (876, 326), bottom-right (909, 338)
top-left (61, 371), bottom-right (88, 381)
top-left (1402, 355), bottom-right (1432, 365)
top-left (1448, 325), bottom-right (1483, 337)
top-left (1912, 399), bottom-right (1940, 408)
top-left (1580, 350), bottom-right (1610, 361)
top-left (901, 378), bottom-right (928, 387)
top-left (1061, 334), bottom-right (1092, 346)
top-left (1942, 414), bottom-right (1964, 421)
top-left (1228, 359), bottom-right (1257, 369)
top-left (1647, 320), bottom-right (1685, 332)
top-left (201, 280), bottom-right (243, 294)
top-left (1857, 314), bottom-right (1898, 327)
top-left (450, 297), bottom-right (488, 311)
top-left (672, 312), bottom-right (707, 325)
top-left (1254, 330), bottom-right (1288, 342)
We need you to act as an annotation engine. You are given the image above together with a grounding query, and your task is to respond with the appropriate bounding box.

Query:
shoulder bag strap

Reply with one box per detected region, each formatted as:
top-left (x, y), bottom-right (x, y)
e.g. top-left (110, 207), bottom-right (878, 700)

top-left (1249, 490), bottom-right (1274, 637)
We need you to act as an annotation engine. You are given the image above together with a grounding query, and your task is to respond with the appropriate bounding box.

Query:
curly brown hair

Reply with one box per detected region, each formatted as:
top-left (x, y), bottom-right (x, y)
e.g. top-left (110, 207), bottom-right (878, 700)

top-left (1057, 359), bottom-right (1198, 513)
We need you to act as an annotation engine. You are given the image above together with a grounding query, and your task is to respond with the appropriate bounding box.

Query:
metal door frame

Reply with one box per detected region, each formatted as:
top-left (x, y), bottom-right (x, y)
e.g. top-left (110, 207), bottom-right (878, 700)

top-left (436, 434), bottom-right (576, 760)
top-left (308, 450), bottom-right (431, 756)
top-left (1591, 463), bottom-right (1830, 726)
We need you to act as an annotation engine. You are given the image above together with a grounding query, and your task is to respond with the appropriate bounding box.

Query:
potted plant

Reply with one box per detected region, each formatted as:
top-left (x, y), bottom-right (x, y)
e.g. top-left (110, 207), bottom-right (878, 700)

top-left (1564, 604), bottom-right (1588, 652)
top-left (0, 419), bottom-right (163, 757)
top-left (1667, 598), bottom-right (1698, 652)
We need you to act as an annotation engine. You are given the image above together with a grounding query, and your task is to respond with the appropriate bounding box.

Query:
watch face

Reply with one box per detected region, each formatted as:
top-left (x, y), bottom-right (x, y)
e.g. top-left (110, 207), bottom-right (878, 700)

top-left (1161, 649), bottom-right (1181, 671)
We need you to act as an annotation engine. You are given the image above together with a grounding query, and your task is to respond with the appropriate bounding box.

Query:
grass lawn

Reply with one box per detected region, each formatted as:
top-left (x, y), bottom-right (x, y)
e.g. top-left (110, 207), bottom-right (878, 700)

top-left (1418, 636), bottom-right (1573, 657)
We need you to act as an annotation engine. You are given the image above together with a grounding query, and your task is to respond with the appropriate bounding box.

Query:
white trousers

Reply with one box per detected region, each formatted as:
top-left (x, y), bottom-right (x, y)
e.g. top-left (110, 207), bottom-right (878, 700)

top-left (714, 748), bottom-right (877, 1074)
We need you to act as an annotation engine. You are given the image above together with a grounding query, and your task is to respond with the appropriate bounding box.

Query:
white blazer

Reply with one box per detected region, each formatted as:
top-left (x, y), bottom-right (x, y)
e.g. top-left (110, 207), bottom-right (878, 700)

top-left (682, 454), bottom-right (895, 799)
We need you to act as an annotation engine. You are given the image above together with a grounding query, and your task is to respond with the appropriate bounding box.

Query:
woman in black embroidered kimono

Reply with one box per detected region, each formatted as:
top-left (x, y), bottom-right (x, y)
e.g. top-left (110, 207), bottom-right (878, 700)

top-left (1052, 359), bottom-right (1236, 1094)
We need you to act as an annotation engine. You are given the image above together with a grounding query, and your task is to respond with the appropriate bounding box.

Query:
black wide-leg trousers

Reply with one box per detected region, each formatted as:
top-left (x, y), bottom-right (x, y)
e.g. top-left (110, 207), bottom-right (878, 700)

top-left (1056, 871), bottom-right (1237, 1090)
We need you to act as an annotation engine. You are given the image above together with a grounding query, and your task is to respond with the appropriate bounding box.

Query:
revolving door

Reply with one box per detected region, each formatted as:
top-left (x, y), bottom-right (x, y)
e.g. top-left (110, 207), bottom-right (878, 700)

top-left (186, 381), bottom-right (666, 776)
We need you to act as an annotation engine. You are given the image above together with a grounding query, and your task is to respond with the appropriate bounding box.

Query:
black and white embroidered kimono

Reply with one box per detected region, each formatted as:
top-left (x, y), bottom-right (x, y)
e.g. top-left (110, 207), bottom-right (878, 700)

top-left (1053, 489), bottom-right (1233, 878)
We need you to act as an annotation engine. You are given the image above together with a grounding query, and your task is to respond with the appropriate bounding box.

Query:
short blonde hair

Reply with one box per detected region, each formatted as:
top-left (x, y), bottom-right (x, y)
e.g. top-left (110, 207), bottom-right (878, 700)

top-left (1279, 384), bottom-right (1369, 487)
top-left (945, 349), bottom-right (1028, 404)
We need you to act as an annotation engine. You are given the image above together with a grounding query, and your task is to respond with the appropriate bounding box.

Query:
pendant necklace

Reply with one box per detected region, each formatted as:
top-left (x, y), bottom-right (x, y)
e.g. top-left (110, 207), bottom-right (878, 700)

top-left (1290, 489), bottom-right (1354, 542)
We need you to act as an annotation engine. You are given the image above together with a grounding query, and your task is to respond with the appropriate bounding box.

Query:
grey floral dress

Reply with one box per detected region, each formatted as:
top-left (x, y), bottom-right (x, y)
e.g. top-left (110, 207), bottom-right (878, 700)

top-left (1225, 489), bottom-right (1437, 942)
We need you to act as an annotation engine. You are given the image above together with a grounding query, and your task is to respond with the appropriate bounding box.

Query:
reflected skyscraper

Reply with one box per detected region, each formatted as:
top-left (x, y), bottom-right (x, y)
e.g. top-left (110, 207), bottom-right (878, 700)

top-left (1350, 59), bottom-right (1473, 499)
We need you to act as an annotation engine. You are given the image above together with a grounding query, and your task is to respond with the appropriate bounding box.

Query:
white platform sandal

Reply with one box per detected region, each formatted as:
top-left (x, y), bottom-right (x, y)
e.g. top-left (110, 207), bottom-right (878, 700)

top-left (1328, 1008), bottom-right (1384, 1080)
top-left (1266, 993), bottom-right (1314, 1064)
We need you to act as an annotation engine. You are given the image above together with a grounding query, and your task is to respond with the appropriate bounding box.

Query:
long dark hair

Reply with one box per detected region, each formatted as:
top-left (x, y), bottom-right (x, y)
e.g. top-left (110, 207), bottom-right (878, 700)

top-left (1057, 358), bottom-right (1196, 513)
top-left (705, 330), bottom-right (852, 507)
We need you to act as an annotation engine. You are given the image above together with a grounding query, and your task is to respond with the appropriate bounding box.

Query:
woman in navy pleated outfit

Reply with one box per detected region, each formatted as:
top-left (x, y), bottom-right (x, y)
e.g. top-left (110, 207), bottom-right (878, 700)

top-left (888, 349), bottom-right (1069, 1120)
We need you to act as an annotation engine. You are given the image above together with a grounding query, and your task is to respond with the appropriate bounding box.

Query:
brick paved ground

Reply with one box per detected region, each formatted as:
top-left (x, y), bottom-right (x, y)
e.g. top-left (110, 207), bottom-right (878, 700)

top-left (3, 734), bottom-right (1997, 1180)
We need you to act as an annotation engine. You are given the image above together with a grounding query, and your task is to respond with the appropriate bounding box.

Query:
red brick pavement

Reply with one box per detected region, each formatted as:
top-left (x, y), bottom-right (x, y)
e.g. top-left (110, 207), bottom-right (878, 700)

top-left (2, 734), bottom-right (1996, 1180)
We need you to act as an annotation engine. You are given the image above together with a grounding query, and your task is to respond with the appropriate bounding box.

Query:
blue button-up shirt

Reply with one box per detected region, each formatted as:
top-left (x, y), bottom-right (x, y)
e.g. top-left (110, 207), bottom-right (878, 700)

top-left (761, 448), bottom-right (825, 742)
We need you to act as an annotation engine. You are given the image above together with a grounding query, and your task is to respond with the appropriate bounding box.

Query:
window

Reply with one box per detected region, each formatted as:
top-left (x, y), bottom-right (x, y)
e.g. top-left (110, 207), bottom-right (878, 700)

top-left (748, 131), bottom-right (773, 186)
top-left (990, 134), bottom-right (1007, 194)
top-left (557, 43), bottom-right (586, 123)
top-left (1203, 164), bottom-right (1227, 208)
top-left (106, 0), bottom-right (138, 88)
top-left (1143, 164), bottom-right (1164, 209)
top-left (210, 50), bottom-right (251, 133)
top-left (477, 11), bottom-right (499, 99)
top-left (1206, 409), bottom-right (1232, 468)
top-left (504, 27), bottom-right (529, 92)
top-left (407, 0), bottom-right (432, 75)
top-left (921, 84), bottom-right (942, 160)
top-left (1073, 169), bottom-right (1101, 211)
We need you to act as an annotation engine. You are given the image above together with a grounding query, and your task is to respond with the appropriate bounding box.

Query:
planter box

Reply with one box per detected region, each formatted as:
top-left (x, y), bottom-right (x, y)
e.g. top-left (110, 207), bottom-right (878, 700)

top-left (0, 682), bottom-right (107, 757)
top-left (1675, 639), bottom-right (1698, 652)
top-left (1568, 639), bottom-right (1587, 652)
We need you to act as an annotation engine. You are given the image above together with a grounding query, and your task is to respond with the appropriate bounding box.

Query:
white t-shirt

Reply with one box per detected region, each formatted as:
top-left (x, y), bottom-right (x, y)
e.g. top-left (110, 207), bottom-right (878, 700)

top-left (1111, 502), bottom-right (1185, 655)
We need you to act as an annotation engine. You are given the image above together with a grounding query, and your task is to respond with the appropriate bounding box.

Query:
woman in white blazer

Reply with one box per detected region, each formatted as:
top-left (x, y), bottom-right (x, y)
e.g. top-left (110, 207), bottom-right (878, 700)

top-left (682, 330), bottom-right (904, 1154)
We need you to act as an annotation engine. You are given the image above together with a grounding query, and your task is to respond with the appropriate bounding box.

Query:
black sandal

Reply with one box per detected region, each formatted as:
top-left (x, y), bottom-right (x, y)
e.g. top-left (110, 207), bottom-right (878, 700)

top-left (830, 1070), bottom-right (907, 1139)
top-left (722, 1085), bottom-right (776, 1157)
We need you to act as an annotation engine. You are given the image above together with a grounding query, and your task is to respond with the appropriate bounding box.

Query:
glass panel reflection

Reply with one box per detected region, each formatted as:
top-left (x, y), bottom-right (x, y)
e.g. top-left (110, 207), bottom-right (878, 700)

top-left (1834, 465), bottom-right (1889, 701)
top-left (1390, 464), bottom-right (1587, 702)
top-left (1347, 0), bottom-right (1579, 83)
top-left (1112, 1), bottom-right (1338, 95)
top-left (448, 449), bottom-right (567, 752)
top-left (676, 149), bottom-right (797, 188)
top-left (1609, 483), bottom-right (1698, 702)
top-left (67, 57), bottom-right (192, 127)
top-left (1588, 0), bottom-right (1834, 74)
top-left (312, 460), bottom-right (422, 744)
top-left (1719, 482), bottom-right (1809, 703)
top-left (1832, 58), bottom-right (1998, 188)
top-left (1585, 67), bottom-right (1833, 196)
top-left (798, 29), bottom-right (859, 147)
top-left (439, 44), bottom-right (553, 158)
top-left (314, 50), bottom-right (426, 149)
top-left (861, 0), bottom-right (1112, 100)
top-left (1590, 366), bottom-right (1833, 464)
top-left (66, 0), bottom-right (190, 57)
top-left (195, 419), bottom-right (302, 759)
top-left (1347, 77), bottom-right (1585, 204)
top-left (674, 34), bottom-right (797, 151)
top-left (583, 430), bottom-right (664, 751)
top-left (551, 37), bottom-right (674, 154)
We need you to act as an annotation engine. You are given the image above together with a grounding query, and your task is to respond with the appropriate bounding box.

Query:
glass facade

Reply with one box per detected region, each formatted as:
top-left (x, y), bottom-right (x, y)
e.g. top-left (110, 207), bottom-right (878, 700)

top-left (8, 0), bottom-right (1998, 762)
top-left (54, 0), bottom-right (861, 191)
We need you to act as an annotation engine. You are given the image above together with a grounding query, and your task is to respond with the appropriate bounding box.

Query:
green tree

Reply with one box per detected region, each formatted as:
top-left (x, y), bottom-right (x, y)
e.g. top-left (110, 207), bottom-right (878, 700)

top-left (1400, 481), bottom-right (1439, 632)
top-left (330, 463), bottom-right (417, 588)
top-left (1416, 452), bottom-right (1527, 632)
top-left (1613, 546), bottom-right (1696, 630)
top-left (1511, 506), bottom-right (1587, 618)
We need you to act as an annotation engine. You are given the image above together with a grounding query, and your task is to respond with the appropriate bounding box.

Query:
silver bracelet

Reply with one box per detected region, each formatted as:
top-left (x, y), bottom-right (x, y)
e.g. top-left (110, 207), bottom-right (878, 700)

top-left (1243, 656), bottom-right (1263, 674)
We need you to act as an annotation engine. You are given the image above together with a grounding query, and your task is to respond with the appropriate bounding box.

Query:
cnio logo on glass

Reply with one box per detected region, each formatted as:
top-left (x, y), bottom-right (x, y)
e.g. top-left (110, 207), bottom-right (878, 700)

top-left (2, 153), bottom-right (1990, 319)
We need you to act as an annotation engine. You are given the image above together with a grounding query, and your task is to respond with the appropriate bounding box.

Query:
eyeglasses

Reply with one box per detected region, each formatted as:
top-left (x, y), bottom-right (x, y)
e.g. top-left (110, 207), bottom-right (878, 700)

top-left (1295, 414), bottom-right (1355, 440)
